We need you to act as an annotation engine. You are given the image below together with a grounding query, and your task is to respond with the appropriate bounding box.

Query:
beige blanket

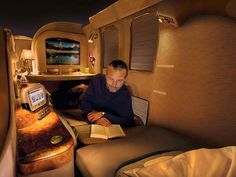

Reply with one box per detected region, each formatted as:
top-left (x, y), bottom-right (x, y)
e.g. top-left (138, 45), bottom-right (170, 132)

top-left (124, 146), bottom-right (236, 177)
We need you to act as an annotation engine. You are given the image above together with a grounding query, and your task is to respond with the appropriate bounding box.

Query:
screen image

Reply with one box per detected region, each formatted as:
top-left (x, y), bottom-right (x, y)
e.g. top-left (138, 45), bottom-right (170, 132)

top-left (28, 88), bottom-right (45, 107)
top-left (45, 38), bottom-right (80, 65)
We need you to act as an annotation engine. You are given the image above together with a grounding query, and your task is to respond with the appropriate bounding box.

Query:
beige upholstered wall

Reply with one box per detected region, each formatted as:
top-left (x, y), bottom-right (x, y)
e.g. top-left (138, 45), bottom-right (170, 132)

top-left (14, 35), bottom-right (32, 58)
top-left (85, 0), bottom-right (236, 146)
top-left (87, 0), bottom-right (236, 100)
top-left (82, 25), bottom-right (102, 74)
top-left (89, 0), bottom-right (162, 29)
top-left (149, 15), bottom-right (236, 146)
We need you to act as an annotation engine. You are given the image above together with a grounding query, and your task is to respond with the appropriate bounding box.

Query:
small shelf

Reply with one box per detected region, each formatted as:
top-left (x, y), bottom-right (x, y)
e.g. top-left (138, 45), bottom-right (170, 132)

top-left (26, 73), bottom-right (95, 81)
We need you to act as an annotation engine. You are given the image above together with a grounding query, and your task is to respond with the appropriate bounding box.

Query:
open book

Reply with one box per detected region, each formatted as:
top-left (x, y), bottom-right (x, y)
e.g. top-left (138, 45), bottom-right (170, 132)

top-left (90, 124), bottom-right (126, 139)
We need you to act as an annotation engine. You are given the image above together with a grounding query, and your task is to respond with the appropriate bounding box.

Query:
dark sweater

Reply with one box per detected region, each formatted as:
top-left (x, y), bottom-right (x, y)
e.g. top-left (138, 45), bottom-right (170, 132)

top-left (79, 74), bottom-right (134, 127)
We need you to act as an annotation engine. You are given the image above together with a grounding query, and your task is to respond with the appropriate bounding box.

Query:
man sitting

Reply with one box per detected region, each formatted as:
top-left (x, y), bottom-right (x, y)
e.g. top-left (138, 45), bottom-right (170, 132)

top-left (51, 59), bottom-right (134, 127)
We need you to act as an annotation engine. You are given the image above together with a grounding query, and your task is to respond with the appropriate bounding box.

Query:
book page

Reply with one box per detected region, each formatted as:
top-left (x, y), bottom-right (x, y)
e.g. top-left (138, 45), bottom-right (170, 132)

top-left (107, 124), bottom-right (125, 139)
top-left (90, 124), bottom-right (108, 139)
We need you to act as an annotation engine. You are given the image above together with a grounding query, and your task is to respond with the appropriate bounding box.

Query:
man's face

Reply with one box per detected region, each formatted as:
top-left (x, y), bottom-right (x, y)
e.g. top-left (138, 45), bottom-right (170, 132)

top-left (105, 66), bottom-right (127, 93)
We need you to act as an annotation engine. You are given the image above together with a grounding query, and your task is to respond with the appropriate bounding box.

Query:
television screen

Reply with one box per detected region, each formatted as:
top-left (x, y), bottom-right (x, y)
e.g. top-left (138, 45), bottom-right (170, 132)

top-left (45, 38), bottom-right (80, 65)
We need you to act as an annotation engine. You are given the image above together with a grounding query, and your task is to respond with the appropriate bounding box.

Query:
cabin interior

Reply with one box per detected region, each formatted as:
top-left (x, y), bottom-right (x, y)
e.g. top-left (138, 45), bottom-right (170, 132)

top-left (1, 0), bottom-right (236, 177)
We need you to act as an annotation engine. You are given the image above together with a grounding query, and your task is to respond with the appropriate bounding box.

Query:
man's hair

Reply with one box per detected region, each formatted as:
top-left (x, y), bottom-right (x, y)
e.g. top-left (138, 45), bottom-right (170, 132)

top-left (108, 59), bottom-right (128, 76)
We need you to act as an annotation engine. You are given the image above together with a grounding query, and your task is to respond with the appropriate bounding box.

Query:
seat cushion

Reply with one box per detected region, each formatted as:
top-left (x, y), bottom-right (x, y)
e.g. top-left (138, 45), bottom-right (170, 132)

top-left (76, 125), bottom-right (199, 177)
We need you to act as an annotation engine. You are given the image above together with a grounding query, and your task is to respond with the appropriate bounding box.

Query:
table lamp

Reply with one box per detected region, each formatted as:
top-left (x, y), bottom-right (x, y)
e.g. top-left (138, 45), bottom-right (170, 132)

top-left (21, 49), bottom-right (35, 74)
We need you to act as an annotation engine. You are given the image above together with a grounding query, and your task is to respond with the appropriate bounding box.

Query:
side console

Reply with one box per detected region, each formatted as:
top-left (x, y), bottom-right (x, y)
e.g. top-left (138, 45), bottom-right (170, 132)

top-left (16, 83), bottom-right (74, 177)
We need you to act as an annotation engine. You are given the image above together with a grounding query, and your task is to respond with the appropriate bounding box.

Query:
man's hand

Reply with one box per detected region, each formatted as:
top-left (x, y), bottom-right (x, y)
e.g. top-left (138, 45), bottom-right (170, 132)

top-left (94, 117), bottom-right (111, 127)
top-left (88, 111), bottom-right (111, 127)
top-left (71, 84), bottom-right (88, 93)
top-left (88, 111), bottom-right (104, 123)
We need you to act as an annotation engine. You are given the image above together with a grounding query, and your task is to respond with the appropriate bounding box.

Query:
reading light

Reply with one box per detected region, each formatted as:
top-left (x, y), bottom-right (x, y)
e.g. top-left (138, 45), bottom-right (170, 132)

top-left (156, 0), bottom-right (188, 27)
top-left (21, 49), bottom-right (35, 74)
top-left (88, 34), bottom-right (94, 43)
top-left (88, 32), bottom-right (98, 43)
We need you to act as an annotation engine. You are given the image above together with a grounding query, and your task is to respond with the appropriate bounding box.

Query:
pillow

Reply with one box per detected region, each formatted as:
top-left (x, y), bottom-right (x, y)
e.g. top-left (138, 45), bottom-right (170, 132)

top-left (124, 146), bottom-right (236, 177)
top-left (143, 156), bottom-right (173, 167)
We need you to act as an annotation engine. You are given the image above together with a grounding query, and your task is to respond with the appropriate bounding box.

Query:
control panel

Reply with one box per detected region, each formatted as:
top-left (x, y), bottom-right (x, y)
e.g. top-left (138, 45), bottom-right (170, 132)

top-left (37, 106), bottom-right (51, 120)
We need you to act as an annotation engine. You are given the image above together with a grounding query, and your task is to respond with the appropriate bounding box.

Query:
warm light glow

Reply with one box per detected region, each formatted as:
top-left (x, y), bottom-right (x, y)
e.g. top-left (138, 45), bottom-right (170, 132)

top-left (88, 38), bottom-right (94, 43)
top-left (21, 49), bottom-right (34, 60)
top-left (158, 18), bottom-right (163, 23)
top-left (21, 49), bottom-right (35, 74)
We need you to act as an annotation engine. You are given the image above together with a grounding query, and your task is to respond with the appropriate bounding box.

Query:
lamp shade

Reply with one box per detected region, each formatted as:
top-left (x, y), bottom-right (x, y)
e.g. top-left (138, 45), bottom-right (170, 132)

top-left (21, 49), bottom-right (34, 60)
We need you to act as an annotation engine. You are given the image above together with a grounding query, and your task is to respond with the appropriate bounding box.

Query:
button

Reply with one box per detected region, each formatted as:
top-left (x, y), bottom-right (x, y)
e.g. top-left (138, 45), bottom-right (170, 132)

top-left (50, 135), bottom-right (63, 145)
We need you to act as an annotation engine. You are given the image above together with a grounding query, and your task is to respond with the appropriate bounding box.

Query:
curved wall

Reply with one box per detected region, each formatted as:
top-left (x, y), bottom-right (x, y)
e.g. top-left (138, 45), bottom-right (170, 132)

top-left (34, 31), bottom-right (87, 74)
top-left (32, 22), bottom-right (88, 74)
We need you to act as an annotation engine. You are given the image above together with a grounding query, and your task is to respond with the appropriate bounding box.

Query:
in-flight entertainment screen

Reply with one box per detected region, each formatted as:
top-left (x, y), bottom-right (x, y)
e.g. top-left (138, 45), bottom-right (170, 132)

top-left (28, 88), bottom-right (45, 107)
